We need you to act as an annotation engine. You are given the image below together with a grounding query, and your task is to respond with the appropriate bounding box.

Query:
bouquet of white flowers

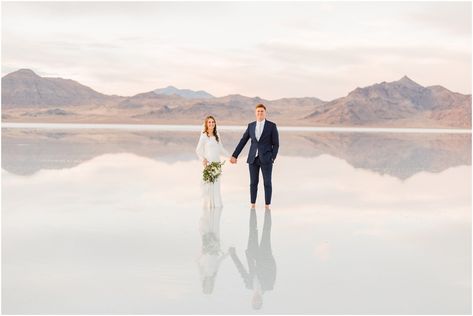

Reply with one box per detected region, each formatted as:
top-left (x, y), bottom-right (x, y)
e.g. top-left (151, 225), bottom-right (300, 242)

top-left (203, 161), bottom-right (225, 183)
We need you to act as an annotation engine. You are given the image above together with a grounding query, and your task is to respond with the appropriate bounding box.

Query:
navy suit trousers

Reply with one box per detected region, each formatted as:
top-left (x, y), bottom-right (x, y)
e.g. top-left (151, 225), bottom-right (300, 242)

top-left (249, 156), bottom-right (273, 204)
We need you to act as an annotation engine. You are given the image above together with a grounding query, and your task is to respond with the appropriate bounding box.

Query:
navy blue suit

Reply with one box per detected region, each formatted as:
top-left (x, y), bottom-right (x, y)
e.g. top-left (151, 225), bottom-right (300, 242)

top-left (232, 120), bottom-right (279, 204)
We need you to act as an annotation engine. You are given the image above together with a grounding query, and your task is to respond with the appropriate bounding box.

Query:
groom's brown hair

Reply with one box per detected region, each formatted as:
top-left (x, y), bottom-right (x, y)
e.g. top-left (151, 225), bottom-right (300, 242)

top-left (255, 103), bottom-right (266, 110)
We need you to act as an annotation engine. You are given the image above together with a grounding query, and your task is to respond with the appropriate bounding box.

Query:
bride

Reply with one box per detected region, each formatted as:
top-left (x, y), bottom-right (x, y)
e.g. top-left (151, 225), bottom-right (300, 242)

top-left (195, 115), bottom-right (231, 208)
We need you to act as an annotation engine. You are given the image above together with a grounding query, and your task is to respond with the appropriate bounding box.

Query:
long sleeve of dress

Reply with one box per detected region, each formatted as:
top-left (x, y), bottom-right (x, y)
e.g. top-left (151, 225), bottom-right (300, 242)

top-left (195, 133), bottom-right (206, 161)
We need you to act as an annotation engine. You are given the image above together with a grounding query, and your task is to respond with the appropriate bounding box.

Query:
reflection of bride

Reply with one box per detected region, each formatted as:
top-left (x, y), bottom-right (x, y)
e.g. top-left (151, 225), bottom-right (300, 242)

top-left (195, 115), bottom-right (231, 208)
top-left (197, 206), bottom-right (229, 294)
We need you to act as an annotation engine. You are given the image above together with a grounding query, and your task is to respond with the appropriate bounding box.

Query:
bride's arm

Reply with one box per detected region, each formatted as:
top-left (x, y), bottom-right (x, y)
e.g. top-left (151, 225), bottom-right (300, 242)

top-left (195, 133), bottom-right (207, 163)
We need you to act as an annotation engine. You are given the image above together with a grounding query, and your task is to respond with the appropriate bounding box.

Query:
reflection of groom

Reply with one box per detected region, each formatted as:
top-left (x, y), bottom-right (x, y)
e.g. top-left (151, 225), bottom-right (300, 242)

top-left (229, 208), bottom-right (276, 310)
top-left (230, 104), bottom-right (279, 208)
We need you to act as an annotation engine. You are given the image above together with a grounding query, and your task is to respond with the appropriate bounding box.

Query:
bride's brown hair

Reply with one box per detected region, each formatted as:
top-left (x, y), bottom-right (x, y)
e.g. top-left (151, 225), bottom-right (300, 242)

top-left (203, 115), bottom-right (219, 142)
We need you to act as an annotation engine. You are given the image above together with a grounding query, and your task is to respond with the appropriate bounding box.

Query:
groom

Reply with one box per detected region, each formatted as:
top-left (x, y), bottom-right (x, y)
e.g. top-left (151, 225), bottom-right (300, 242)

top-left (230, 104), bottom-right (279, 209)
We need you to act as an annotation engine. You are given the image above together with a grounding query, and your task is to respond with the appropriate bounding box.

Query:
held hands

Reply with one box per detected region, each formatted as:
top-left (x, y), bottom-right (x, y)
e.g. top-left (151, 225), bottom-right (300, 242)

top-left (230, 156), bottom-right (237, 164)
top-left (202, 158), bottom-right (208, 167)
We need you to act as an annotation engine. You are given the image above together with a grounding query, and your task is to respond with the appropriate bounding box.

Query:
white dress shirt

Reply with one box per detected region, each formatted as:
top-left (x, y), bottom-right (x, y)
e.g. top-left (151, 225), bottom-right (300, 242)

top-left (255, 119), bottom-right (265, 157)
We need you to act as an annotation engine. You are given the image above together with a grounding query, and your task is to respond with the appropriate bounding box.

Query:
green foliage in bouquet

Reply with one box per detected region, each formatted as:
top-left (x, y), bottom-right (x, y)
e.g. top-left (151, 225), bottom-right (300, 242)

top-left (203, 161), bottom-right (225, 183)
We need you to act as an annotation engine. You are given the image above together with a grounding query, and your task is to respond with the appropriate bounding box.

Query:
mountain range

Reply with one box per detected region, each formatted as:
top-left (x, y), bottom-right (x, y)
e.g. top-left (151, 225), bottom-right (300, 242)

top-left (1, 68), bottom-right (471, 128)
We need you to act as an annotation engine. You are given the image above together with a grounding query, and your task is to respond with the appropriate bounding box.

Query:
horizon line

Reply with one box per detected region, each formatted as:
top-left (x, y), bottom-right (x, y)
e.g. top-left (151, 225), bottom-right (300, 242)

top-left (2, 122), bottom-right (471, 134)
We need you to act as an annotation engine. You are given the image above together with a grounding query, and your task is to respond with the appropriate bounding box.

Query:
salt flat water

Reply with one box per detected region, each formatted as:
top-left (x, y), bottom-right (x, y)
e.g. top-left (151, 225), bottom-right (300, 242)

top-left (1, 124), bottom-right (471, 314)
top-left (2, 122), bottom-right (471, 133)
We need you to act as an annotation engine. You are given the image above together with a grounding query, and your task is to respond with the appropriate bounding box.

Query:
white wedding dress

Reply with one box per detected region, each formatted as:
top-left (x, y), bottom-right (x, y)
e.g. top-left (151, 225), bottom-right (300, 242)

top-left (195, 132), bottom-right (231, 208)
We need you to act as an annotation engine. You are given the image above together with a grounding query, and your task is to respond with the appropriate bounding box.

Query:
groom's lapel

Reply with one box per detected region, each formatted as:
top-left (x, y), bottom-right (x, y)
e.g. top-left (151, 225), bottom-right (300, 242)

top-left (250, 121), bottom-right (257, 140)
top-left (260, 121), bottom-right (269, 139)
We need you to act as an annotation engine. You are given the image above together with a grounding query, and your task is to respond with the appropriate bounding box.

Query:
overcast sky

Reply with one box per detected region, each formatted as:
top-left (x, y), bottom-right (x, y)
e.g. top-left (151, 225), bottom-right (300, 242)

top-left (2, 1), bottom-right (471, 100)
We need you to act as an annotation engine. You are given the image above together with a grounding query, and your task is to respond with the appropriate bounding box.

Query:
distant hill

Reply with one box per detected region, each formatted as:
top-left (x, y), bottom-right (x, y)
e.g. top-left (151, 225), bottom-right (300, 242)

top-left (1, 69), bottom-right (119, 108)
top-left (305, 76), bottom-right (471, 128)
top-left (153, 85), bottom-right (214, 99)
top-left (2, 69), bottom-right (471, 128)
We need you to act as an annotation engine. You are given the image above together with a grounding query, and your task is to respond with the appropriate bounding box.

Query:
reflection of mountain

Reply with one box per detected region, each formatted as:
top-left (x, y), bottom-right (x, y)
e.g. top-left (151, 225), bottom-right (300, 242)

top-left (291, 133), bottom-right (472, 180)
top-left (1, 128), bottom-right (202, 175)
top-left (2, 128), bottom-right (471, 180)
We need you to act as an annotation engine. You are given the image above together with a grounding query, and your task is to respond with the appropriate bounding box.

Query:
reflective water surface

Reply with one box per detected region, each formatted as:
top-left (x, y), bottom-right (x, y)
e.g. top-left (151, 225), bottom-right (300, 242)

top-left (2, 126), bottom-right (471, 314)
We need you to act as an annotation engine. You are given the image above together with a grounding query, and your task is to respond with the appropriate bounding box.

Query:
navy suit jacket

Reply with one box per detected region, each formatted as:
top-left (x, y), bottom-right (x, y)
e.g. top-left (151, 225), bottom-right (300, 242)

top-left (232, 120), bottom-right (279, 165)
